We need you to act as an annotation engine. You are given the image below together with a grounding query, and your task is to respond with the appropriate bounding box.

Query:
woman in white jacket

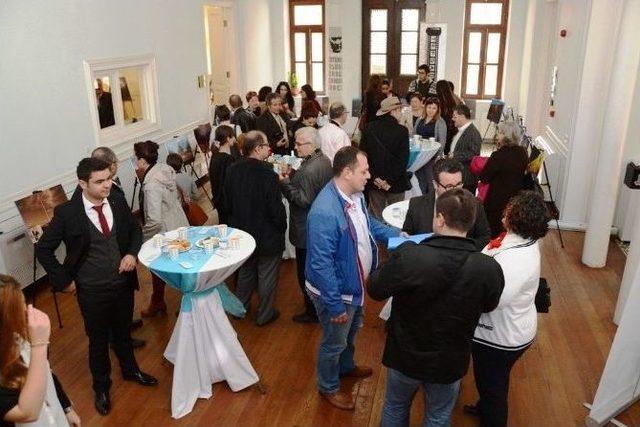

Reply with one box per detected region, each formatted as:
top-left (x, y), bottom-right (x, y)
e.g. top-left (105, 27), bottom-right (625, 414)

top-left (134, 141), bottom-right (189, 317)
top-left (466, 191), bottom-right (551, 427)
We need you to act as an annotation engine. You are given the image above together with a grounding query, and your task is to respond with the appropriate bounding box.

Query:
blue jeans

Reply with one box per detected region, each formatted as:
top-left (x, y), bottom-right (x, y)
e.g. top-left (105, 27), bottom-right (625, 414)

top-left (381, 368), bottom-right (461, 427)
top-left (310, 295), bottom-right (363, 394)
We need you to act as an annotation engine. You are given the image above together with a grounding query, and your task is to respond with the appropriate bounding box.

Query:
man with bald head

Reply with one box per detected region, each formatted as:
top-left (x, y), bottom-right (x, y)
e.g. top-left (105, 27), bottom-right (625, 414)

top-left (229, 94), bottom-right (256, 133)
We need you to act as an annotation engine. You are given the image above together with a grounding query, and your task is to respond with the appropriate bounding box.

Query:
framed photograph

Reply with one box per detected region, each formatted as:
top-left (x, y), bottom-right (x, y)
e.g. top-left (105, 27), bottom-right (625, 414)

top-left (15, 185), bottom-right (68, 243)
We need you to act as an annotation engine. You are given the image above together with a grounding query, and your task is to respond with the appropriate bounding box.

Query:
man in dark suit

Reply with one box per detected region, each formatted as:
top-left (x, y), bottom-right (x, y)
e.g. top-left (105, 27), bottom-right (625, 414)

top-left (450, 104), bottom-right (482, 194)
top-left (224, 131), bottom-right (287, 326)
top-left (360, 96), bottom-right (411, 219)
top-left (403, 158), bottom-right (491, 250)
top-left (96, 78), bottom-right (115, 128)
top-left (37, 158), bottom-right (157, 416)
top-left (229, 94), bottom-right (256, 133)
top-left (256, 93), bottom-right (290, 155)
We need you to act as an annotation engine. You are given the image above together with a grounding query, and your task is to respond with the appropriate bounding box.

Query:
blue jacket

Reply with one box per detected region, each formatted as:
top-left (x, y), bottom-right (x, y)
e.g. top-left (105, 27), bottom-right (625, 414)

top-left (305, 180), bottom-right (399, 317)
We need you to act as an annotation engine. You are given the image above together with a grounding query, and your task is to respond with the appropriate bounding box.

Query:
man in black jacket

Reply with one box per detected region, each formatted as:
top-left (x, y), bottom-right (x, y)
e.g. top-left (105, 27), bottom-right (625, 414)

top-left (36, 158), bottom-right (157, 416)
top-left (360, 96), bottom-right (410, 219)
top-left (256, 93), bottom-right (290, 155)
top-left (450, 104), bottom-right (482, 193)
top-left (369, 188), bottom-right (504, 427)
top-left (403, 158), bottom-right (491, 250)
top-left (224, 131), bottom-right (287, 326)
top-left (229, 94), bottom-right (256, 133)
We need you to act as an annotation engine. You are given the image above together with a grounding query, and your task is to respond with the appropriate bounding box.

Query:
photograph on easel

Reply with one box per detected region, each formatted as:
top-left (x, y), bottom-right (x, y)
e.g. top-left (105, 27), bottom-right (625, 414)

top-left (15, 185), bottom-right (68, 243)
top-left (166, 135), bottom-right (195, 165)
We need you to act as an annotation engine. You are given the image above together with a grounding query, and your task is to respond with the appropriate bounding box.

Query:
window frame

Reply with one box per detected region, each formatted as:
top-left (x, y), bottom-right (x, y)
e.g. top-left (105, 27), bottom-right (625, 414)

top-left (289, 0), bottom-right (326, 93)
top-left (461, 0), bottom-right (509, 100)
top-left (83, 54), bottom-right (161, 149)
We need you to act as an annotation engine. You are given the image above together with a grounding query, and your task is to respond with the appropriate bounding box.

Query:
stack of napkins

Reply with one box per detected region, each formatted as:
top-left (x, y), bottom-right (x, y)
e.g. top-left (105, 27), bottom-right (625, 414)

top-left (387, 233), bottom-right (433, 250)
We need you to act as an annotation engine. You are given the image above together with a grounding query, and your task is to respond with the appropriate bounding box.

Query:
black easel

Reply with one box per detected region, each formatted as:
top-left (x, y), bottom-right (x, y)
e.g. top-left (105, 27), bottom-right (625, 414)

top-left (32, 237), bottom-right (64, 328)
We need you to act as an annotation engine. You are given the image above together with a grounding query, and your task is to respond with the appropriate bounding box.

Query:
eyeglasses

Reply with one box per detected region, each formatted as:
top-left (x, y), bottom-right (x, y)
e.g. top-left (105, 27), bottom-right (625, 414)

top-left (294, 141), bottom-right (312, 147)
top-left (435, 180), bottom-right (463, 191)
top-left (259, 143), bottom-right (270, 148)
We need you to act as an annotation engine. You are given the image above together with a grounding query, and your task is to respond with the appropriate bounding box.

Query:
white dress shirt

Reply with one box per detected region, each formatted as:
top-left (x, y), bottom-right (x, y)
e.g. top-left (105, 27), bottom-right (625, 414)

top-left (319, 121), bottom-right (351, 164)
top-left (337, 187), bottom-right (373, 279)
top-left (450, 120), bottom-right (472, 155)
top-left (82, 193), bottom-right (113, 233)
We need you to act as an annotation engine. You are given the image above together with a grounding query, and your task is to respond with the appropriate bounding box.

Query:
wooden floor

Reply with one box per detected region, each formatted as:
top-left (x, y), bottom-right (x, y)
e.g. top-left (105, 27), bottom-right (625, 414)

top-left (34, 227), bottom-right (638, 426)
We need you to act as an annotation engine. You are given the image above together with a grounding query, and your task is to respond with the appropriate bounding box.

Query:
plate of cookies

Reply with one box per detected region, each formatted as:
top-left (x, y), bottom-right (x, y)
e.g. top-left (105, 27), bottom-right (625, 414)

top-left (166, 238), bottom-right (192, 252)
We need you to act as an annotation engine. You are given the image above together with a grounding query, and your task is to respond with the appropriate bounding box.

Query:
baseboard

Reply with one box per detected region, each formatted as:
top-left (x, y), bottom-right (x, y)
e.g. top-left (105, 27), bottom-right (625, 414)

top-left (555, 220), bottom-right (619, 235)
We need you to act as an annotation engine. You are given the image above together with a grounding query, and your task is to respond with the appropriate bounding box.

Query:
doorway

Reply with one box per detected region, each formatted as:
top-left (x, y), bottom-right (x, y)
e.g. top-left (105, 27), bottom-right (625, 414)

top-left (204, 4), bottom-right (236, 115)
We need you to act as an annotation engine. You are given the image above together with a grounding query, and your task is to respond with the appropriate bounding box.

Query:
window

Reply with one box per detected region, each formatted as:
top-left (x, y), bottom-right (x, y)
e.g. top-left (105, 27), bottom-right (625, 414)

top-left (84, 54), bottom-right (160, 147)
top-left (289, 0), bottom-right (325, 92)
top-left (461, 0), bottom-right (509, 99)
top-left (362, 1), bottom-right (425, 95)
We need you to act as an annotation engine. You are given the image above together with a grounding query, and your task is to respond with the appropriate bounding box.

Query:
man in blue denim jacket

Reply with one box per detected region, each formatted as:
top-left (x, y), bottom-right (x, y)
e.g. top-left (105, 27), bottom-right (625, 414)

top-left (305, 146), bottom-right (400, 410)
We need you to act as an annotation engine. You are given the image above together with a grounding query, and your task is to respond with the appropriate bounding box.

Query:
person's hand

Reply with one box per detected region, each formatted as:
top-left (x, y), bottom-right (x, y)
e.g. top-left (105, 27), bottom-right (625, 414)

top-left (65, 409), bottom-right (81, 427)
top-left (375, 178), bottom-right (391, 191)
top-left (119, 254), bottom-right (137, 273)
top-left (330, 312), bottom-right (348, 324)
top-left (27, 305), bottom-right (51, 344)
top-left (399, 231), bottom-right (410, 238)
top-left (278, 171), bottom-right (289, 182)
top-left (63, 281), bottom-right (76, 295)
top-left (277, 138), bottom-right (287, 147)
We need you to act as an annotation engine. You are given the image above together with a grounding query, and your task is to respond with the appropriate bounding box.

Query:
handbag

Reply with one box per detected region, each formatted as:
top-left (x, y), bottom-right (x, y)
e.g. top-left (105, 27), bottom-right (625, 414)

top-left (178, 187), bottom-right (208, 226)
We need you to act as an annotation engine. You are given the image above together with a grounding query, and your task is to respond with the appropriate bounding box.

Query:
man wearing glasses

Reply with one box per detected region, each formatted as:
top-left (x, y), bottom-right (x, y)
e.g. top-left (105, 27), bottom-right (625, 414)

top-left (403, 158), bottom-right (491, 250)
top-left (224, 131), bottom-right (287, 326)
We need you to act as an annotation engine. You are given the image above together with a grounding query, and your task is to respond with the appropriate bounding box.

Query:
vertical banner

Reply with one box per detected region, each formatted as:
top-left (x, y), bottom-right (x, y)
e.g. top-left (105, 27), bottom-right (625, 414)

top-left (327, 26), bottom-right (343, 101)
top-left (423, 24), bottom-right (447, 81)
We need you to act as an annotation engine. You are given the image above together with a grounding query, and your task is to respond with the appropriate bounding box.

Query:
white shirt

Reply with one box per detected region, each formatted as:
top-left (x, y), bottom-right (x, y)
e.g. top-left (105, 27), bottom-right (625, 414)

top-left (319, 121), bottom-right (351, 164)
top-left (450, 120), bottom-right (472, 155)
top-left (82, 193), bottom-right (113, 233)
top-left (336, 186), bottom-right (373, 279)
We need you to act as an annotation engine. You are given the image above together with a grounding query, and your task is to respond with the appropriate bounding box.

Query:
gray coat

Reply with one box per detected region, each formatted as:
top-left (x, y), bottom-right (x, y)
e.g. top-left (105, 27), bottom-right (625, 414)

top-left (452, 123), bottom-right (482, 191)
top-left (280, 149), bottom-right (333, 248)
top-left (141, 163), bottom-right (189, 240)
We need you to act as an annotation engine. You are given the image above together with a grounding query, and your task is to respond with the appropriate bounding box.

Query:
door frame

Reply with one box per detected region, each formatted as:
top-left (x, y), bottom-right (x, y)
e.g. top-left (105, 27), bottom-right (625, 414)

top-left (203, 2), bottom-right (240, 96)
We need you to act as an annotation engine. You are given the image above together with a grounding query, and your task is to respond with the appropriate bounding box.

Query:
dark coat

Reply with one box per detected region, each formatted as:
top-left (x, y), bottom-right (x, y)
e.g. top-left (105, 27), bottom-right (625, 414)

top-left (360, 114), bottom-right (411, 193)
top-left (280, 149), bottom-right (333, 248)
top-left (208, 151), bottom-right (236, 222)
top-left (479, 145), bottom-right (529, 237)
top-left (224, 157), bottom-right (287, 256)
top-left (402, 191), bottom-right (491, 250)
top-left (231, 107), bottom-right (256, 133)
top-left (36, 190), bottom-right (142, 292)
top-left (452, 123), bottom-right (482, 192)
top-left (256, 111), bottom-right (288, 155)
top-left (368, 235), bottom-right (504, 383)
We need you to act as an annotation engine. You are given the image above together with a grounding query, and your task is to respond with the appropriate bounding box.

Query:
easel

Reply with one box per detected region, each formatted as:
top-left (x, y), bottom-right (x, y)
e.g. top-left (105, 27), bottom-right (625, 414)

top-left (32, 238), bottom-right (64, 328)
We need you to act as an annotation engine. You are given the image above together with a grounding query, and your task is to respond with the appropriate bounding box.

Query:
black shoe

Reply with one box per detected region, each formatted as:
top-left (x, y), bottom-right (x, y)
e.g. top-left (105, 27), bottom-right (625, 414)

top-left (257, 309), bottom-right (280, 326)
top-left (95, 391), bottom-right (111, 415)
top-left (131, 318), bottom-right (143, 331)
top-left (123, 371), bottom-right (158, 386)
top-left (463, 404), bottom-right (481, 417)
top-left (131, 338), bottom-right (146, 349)
top-left (292, 312), bottom-right (319, 323)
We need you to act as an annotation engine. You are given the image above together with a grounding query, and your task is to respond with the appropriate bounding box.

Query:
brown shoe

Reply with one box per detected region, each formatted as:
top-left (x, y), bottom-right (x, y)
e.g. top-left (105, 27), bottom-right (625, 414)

top-left (320, 391), bottom-right (355, 410)
top-left (341, 365), bottom-right (373, 379)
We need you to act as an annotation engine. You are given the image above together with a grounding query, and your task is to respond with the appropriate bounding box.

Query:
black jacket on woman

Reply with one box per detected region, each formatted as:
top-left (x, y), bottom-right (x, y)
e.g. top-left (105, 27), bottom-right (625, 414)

top-left (479, 145), bottom-right (529, 237)
top-left (223, 158), bottom-right (287, 256)
top-left (209, 150), bottom-right (236, 223)
top-left (368, 235), bottom-right (504, 384)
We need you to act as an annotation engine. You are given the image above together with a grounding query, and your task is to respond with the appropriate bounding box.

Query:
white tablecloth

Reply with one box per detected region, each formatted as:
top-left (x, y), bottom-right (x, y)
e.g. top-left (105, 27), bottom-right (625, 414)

top-left (138, 227), bottom-right (259, 418)
top-left (405, 141), bottom-right (442, 199)
top-left (282, 198), bottom-right (296, 260)
top-left (381, 200), bottom-right (410, 229)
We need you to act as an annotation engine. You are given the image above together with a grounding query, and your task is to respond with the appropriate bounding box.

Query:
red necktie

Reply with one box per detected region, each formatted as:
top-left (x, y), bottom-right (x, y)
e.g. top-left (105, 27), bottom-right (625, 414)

top-left (92, 204), bottom-right (111, 237)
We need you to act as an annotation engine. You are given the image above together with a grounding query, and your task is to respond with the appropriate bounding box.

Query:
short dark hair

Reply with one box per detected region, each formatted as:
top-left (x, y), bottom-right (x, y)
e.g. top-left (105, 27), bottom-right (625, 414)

top-left (504, 191), bottom-right (551, 240)
top-left (133, 140), bottom-right (159, 164)
top-left (418, 64), bottom-right (430, 73)
top-left (266, 93), bottom-right (282, 106)
top-left (407, 92), bottom-right (423, 103)
top-left (258, 86), bottom-right (273, 102)
top-left (242, 130), bottom-right (267, 156)
top-left (300, 103), bottom-right (318, 120)
top-left (91, 146), bottom-right (117, 165)
top-left (454, 104), bottom-right (471, 119)
top-left (435, 188), bottom-right (477, 232)
top-left (166, 153), bottom-right (183, 173)
top-left (333, 146), bottom-right (364, 177)
top-left (433, 158), bottom-right (463, 182)
top-left (246, 91), bottom-right (258, 103)
top-left (381, 79), bottom-right (391, 86)
top-left (229, 94), bottom-right (243, 108)
top-left (214, 104), bottom-right (231, 122)
top-left (214, 125), bottom-right (235, 147)
top-left (77, 157), bottom-right (111, 182)
top-left (194, 124), bottom-right (212, 146)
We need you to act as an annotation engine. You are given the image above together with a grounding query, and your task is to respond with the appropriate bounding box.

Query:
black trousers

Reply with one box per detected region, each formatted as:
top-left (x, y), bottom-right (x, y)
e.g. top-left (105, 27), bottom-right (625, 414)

top-left (472, 341), bottom-right (529, 427)
top-left (77, 285), bottom-right (139, 393)
top-left (295, 248), bottom-right (316, 317)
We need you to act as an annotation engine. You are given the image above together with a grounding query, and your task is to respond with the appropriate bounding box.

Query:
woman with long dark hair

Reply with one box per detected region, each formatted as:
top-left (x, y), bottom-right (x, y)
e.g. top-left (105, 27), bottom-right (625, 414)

top-left (276, 81), bottom-right (296, 118)
top-left (289, 103), bottom-right (319, 138)
top-left (257, 86), bottom-right (273, 115)
top-left (362, 74), bottom-right (384, 126)
top-left (0, 275), bottom-right (81, 426)
top-left (300, 84), bottom-right (323, 114)
top-left (209, 125), bottom-right (237, 224)
top-left (436, 80), bottom-right (459, 154)
top-left (467, 191), bottom-right (551, 427)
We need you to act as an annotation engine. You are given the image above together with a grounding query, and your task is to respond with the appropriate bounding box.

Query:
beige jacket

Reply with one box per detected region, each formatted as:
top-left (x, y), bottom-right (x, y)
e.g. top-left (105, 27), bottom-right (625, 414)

top-left (141, 163), bottom-right (189, 240)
